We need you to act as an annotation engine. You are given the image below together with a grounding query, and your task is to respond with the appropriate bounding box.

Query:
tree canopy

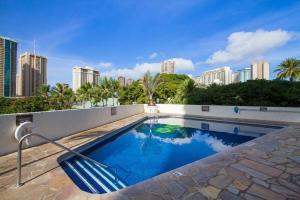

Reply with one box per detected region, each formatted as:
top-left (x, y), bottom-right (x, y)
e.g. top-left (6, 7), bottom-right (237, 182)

top-left (1, 58), bottom-right (300, 115)
top-left (275, 58), bottom-right (300, 81)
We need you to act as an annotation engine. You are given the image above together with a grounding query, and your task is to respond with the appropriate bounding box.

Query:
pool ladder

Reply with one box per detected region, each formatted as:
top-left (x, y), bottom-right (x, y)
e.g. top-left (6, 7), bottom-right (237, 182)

top-left (148, 105), bottom-right (159, 123)
top-left (16, 133), bottom-right (120, 188)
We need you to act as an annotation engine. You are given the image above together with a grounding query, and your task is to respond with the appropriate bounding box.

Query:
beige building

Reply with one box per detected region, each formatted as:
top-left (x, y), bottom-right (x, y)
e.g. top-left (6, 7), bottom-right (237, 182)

top-left (251, 61), bottom-right (269, 80)
top-left (126, 78), bottom-right (133, 86)
top-left (161, 60), bottom-right (175, 74)
top-left (72, 66), bottom-right (99, 92)
top-left (231, 72), bottom-right (240, 83)
top-left (0, 36), bottom-right (17, 97)
top-left (118, 76), bottom-right (125, 87)
top-left (199, 66), bottom-right (232, 86)
top-left (17, 52), bottom-right (47, 96)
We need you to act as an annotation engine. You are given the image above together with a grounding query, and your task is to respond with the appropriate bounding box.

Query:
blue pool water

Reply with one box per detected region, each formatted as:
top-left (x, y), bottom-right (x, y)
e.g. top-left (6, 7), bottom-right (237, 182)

top-left (59, 117), bottom-right (281, 194)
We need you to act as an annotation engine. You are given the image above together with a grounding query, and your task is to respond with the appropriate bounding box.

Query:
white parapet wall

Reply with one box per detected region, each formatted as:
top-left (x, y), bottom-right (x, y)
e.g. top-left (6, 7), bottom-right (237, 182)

top-left (145, 104), bottom-right (300, 123)
top-left (0, 105), bottom-right (144, 156)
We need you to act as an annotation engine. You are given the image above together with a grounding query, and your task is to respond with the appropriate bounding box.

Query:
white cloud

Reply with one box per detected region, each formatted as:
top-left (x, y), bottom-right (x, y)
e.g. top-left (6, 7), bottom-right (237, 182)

top-left (168, 58), bottom-right (194, 70)
top-left (101, 62), bottom-right (160, 79)
top-left (149, 52), bottom-right (158, 59)
top-left (98, 62), bottom-right (113, 68)
top-left (206, 29), bottom-right (293, 64)
top-left (102, 58), bottom-right (194, 79)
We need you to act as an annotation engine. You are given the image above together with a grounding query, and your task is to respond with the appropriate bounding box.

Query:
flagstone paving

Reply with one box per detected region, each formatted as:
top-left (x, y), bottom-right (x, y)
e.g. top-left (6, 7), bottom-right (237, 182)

top-left (0, 114), bottom-right (299, 200)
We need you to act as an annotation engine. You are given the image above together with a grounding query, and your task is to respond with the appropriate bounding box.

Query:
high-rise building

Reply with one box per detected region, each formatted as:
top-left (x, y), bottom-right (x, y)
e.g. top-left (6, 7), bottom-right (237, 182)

top-left (231, 72), bottom-right (240, 83)
top-left (239, 68), bottom-right (251, 82)
top-left (251, 61), bottom-right (269, 80)
top-left (161, 60), bottom-right (175, 74)
top-left (0, 36), bottom-right (17, 97)
top-left (72, 66), bottom-right (99, 92)
top-left (118, 76), bottom-right (125, 87)
top-left (17, 52), bottom-right (47, 96)
top-left (199, 66), bottom-right (232, 85)
top-left (126, 78), bottom-right (133, 86)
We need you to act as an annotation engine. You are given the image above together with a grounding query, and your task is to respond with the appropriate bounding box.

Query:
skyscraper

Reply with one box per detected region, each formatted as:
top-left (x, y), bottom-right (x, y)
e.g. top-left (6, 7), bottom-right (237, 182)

top-left (239, 68), bottom-right (251, 82)
top-left (0, 36), bottom-right (17, 97)
top-left (251, 61), bottom-right (269, 80)
top-left (118, 76), bottom-right (125, 87)
top-left (17, 52), bottom-right (47, 96)
top-left (126, 78), bottom-right (133, 86)
top-left (161, 60), bottom-right (175, 74)
top-left (231, 72), bottom-right (240, 83)
top-left (72, 66), bottom-right (99, 92)
top-left (199, 66), bottom-right (232, 85)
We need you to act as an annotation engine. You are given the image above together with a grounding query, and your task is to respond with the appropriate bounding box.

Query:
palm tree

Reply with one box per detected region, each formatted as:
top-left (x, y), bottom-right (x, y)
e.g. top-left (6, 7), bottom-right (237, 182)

top-left (140, 71), bottom-right (161, 105)
top-left (89, 85), bottom-right (103, 107)
top-left (36, 84), bottom-right (51, 110)
top-left (100, 77), bottom-right (111, 106)
top-left (173, 79), bottom-right (196, 104)
top-left (51, 83), bottom-right (74, 109)
top-left (37, 84), bottom-right (50, 97)
top-left (110, 78), bottom-right (120, 106)
top-left (76, 83), bottom-right (93, 108)
top-left (275, 58), bottom-right (300, 81)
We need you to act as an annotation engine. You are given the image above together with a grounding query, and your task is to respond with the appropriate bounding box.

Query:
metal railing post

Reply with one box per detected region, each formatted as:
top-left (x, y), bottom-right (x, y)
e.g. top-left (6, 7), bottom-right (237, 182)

top-left (17, 140), bottom-right (22, 187)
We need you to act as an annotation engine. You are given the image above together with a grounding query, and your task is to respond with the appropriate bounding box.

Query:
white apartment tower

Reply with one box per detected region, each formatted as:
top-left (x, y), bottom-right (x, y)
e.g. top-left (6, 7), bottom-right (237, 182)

top-left (161, 60), bottom-right (175, 74)
top-left (17, 52), bottom-right (47, 96)
top-left (72, 66), bottom-right (99, 92)
top-left (200, 66), bottom-right (232, 85)
top-left (251, 61), bottom-right (269, 80)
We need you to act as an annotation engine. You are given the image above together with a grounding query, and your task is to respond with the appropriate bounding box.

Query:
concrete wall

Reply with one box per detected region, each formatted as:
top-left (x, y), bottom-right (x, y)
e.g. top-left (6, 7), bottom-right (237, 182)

top-left (0, 105), bottom-right (144, 156)
top-left (1, 103), bottom-right (299, 156)
top-left (145, 104), bottom-right (300, 123)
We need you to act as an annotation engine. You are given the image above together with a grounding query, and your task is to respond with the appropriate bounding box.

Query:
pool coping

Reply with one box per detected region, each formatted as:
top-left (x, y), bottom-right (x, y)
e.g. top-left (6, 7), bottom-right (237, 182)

top-left (1, 113), bottom-right (299, 200)
top-left (58, 114), bottom-right (291, 197)
top-left (99, 115), bottom-right (300, 199)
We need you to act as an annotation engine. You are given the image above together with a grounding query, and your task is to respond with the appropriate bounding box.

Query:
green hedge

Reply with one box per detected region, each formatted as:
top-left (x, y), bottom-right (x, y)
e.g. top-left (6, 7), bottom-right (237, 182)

top-left (190, 80), bottom-right (300, 106)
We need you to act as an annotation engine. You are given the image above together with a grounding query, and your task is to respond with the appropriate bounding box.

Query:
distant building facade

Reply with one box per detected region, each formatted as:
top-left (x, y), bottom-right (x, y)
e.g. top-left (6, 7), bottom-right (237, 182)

top-left (72, 66), bottom-right (99, 92)
top-left (238, 67), bottom-right (251, 82)
top-left (17, 52), bottom-right (47, 96)
top-left (251, 61), bottom-right (269, 80)
top-left (0, 36), bottom-right (17, 97)
top-left (118, 76), bottom-right (125, 87)
top-left (126, 78), bottom-right (133, 86)
top-left (161, 60), bottom-right (175, 74)
top-left (231, 72), bottom-right (240, 83)
top-left (199, 66), bottom-right (232, 85)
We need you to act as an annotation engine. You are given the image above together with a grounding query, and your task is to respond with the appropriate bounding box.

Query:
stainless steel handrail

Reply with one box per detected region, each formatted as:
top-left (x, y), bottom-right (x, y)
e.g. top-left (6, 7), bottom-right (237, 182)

top-left (17, 133), bottom-right (118, 187)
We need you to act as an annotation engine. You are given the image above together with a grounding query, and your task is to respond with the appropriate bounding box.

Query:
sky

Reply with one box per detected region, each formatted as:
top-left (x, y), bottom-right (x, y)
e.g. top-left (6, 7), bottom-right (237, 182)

top-left (1, 0), bottom-right (300, 86)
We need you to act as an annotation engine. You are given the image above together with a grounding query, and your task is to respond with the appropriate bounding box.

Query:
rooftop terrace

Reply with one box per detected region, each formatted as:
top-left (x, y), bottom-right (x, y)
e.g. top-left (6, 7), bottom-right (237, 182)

top-left (0, 105), bottom-right (300, 200)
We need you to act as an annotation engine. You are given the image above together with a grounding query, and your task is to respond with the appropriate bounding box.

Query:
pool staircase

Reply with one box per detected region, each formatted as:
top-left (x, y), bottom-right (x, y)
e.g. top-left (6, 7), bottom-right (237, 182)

top-left (62, 159), bottom-right (126, 194)
top-left (15, 131), bottom-right (126, 194)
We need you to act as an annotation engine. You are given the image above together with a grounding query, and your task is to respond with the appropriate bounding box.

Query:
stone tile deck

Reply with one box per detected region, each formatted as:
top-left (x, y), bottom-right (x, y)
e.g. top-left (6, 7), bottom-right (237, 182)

top-left (0, 114), bottom-right (300, 200)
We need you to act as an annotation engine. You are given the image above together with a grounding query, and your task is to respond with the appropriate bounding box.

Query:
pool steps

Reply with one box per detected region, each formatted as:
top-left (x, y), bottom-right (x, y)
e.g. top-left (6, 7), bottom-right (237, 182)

top-left (64, 159), bottom-right (126, 194)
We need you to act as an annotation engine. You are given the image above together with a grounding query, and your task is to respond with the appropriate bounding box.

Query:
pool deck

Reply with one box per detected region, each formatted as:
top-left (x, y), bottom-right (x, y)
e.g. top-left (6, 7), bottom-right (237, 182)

top-left (0, 113), bottom-right (300, 200)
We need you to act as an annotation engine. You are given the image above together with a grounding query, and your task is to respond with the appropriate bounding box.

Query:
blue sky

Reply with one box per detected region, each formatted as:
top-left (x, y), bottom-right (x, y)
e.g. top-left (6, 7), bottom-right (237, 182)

top-left (1, 0), bottom-right (300, 86)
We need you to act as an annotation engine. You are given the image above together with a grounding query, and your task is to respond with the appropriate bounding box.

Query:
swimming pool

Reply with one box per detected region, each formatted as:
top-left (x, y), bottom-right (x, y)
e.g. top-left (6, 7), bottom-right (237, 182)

top-left (58, 116), bottom-right (282, 194)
